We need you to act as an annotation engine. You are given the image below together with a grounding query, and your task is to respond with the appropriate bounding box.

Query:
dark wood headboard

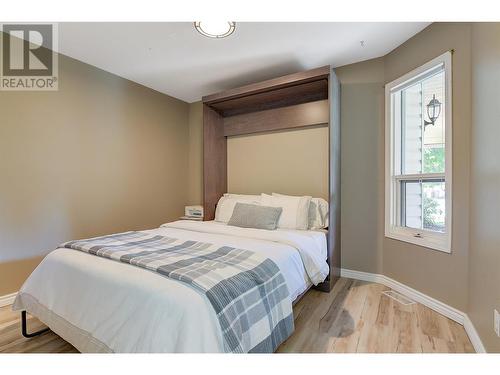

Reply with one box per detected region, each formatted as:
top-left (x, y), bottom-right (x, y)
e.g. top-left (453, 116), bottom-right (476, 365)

top-left (202, 65), bottom-right (340, 292)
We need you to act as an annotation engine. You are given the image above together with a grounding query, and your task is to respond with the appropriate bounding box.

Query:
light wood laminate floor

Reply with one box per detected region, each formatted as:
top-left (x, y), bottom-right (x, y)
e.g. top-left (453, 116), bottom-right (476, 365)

top-left (0, 278), bottom-right (474, 353)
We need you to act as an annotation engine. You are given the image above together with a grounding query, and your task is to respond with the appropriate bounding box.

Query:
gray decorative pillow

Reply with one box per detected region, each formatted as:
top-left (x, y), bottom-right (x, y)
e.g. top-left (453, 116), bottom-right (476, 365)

top-left (228, 203), bottom-right (283, 230)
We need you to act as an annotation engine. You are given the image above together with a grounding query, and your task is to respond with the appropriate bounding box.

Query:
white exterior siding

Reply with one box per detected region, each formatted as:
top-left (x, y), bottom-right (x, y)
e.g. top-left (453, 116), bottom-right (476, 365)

top-left (402, 84), bottom-right (423, 228)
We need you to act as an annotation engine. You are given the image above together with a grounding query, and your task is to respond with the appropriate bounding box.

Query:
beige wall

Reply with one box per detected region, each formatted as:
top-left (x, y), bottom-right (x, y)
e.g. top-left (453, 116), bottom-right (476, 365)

top-left (335, 58), bottom-right (385, 274)
top-left (382, 23), bottom-right (472, 311)
top-left (0, 53), bottom-right (190, 294)
top-left (468, 23), bottom-right (500, 352)
top-left (0, 257), bottom-right (44, 296)
top-left (227, 126), bottom-right (329, 199)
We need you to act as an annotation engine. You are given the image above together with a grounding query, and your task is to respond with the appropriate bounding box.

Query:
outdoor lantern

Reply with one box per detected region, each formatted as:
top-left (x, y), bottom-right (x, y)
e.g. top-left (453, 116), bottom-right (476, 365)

top-left (424, 94), bottom-right (442, 128)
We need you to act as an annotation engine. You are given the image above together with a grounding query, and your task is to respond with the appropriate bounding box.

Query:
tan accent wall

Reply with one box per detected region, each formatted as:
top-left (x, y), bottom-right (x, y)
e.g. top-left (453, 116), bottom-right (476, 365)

top-left (335, 58), bottom-right (385, 274)
top-left (468, 23), bottom-right (500, 352)
top-left (382, 23), bottom-right (472, 311)
top-left (227, 126), bottom-right (329, 199)
top-left (0, 53), bottom-right (189, 295)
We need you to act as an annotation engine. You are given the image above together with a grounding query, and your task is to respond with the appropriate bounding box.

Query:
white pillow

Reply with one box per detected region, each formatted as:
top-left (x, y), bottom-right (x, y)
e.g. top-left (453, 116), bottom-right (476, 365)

top-left (308, 197), bottom-right (329, 229)
top-left (215, 194), bottom-right (261, 223)
top-left (262, 193), bottom-right (311, 230)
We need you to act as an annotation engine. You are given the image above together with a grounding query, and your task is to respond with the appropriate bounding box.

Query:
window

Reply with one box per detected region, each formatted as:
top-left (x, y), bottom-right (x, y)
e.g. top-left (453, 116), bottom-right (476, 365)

top-left (385, 51), bottom-right (452, 252)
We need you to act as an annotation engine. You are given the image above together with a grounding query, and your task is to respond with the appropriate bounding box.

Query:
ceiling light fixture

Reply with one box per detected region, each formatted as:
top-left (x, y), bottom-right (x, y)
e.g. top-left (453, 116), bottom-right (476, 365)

top-left (194, 21), bottom-right (236, 38)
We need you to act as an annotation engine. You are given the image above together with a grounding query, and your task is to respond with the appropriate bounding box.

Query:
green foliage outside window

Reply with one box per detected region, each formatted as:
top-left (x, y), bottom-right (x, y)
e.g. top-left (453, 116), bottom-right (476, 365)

top-left (423, 195), bottom-right (444, 232)
top-left (422, 146), bottom-right (445, 232)
top-left (423, 146), bottom-right (445, 173)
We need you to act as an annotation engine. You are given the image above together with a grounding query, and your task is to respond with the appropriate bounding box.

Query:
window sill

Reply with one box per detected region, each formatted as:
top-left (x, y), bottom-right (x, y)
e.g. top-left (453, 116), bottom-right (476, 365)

top-left (385, 227), bottom-right (451, 253)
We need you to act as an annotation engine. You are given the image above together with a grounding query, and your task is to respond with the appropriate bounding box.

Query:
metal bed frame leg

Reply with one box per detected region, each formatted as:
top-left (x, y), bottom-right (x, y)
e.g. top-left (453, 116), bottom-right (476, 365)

top-left (21, 311), bottom-right (50, 338)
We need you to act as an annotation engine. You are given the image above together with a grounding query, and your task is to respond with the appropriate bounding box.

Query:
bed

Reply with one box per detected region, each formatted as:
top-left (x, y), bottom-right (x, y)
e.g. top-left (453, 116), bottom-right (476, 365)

top-left (13, 220), bottom-right (328, 353)
top-left (14, 66), bottom-right (339, 353)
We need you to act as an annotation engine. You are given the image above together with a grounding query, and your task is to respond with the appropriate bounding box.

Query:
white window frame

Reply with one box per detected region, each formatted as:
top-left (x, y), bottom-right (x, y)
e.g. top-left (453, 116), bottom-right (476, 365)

top-left (385, 51), bottom-right (452, 253)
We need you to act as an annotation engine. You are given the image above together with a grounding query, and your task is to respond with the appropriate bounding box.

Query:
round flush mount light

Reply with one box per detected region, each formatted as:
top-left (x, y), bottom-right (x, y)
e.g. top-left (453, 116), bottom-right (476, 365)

top-left (194, 21), bottom-right (236, 38)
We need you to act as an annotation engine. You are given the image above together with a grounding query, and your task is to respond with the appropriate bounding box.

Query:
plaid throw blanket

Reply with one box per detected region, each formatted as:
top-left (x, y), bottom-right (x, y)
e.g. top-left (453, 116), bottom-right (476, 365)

top-left (61, 231), bottom-right (294, 353)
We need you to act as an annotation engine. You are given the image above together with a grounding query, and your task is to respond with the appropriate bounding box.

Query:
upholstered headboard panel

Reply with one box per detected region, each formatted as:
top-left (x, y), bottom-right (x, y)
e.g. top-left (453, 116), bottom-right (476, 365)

top-left (227, 126), bottom-right (328, 199)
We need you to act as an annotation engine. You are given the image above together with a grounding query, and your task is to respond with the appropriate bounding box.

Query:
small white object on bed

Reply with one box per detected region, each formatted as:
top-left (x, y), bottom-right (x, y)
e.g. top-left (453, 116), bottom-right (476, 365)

top-left (13, 220), bottom-right (328, 353)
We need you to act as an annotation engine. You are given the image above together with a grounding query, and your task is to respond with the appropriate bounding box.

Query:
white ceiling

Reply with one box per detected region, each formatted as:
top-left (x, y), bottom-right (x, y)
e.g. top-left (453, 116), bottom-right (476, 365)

top-left (59, 22), bottom-right (430, 103)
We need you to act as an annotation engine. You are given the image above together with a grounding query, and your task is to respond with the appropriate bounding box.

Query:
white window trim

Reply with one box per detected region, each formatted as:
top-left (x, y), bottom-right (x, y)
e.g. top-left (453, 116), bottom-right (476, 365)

top-left (385, 51), bottom-right (452, 253)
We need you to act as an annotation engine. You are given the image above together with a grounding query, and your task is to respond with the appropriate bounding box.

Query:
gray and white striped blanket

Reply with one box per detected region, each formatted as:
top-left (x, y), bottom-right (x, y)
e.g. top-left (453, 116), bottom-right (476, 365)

top-left (61, 231), bottom-right (294, 353)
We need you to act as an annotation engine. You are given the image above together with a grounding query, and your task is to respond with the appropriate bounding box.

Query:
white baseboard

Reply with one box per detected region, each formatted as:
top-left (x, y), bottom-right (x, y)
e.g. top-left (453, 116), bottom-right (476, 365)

top-left (341, 268), bottom-right (486, 353)
top-left (0, 292), bottom-right (17, 308)
top-left (463, 314), bottom-right (487, 353)
top-left (340, 269), bottom-right (381, 284)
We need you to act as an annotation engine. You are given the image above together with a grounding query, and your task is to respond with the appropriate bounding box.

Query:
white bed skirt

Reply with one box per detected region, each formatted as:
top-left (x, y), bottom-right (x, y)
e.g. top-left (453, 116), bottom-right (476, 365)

top-left (14, 292), bottom-right (112, 353)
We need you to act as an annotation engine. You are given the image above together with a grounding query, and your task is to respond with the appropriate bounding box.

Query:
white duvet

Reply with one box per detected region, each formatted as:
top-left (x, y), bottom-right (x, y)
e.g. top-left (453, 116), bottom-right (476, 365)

top-left (13, 220), bottom-right (328, 353)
